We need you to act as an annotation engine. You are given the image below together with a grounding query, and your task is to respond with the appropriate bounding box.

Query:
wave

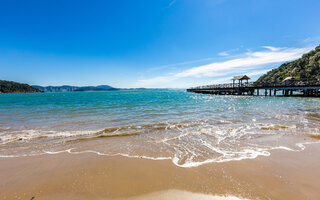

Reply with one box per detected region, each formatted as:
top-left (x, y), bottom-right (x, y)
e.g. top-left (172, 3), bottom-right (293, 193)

top-left (0, 122), bottom-right (199, 145)
top-left (1, 121), bottom-right (320, 168)
top-left (8, 141), bottom-right (315, 169)
top-left (65, 131), bottom-right (141, 143)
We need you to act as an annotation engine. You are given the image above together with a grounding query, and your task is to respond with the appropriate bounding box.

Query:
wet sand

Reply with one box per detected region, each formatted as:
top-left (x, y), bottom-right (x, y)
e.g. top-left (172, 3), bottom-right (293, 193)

top-left (1, 143), bottom-right (320, 200)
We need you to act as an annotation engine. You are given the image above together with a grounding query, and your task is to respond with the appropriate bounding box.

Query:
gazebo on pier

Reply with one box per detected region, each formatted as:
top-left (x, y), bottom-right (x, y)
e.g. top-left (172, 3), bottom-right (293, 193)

top-left (231, 75), bottom-right (250, 87)
top-left (282, 77), bottom-right (295, 86)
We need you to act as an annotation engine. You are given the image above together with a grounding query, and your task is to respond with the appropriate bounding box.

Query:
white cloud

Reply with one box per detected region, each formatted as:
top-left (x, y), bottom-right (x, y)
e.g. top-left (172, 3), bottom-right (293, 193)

top-left (262, 46), bottom-right (283, 51)
top-left (218, 51), bottom-right (229, 56)
top-left (246, 69), bottom-right (271, 76)
top-left (200, 69), bottom-right (272, 85)
top-left (134, 45), bottom-right (314, 88)
top-left (175, 46), bottom-right (311, 78)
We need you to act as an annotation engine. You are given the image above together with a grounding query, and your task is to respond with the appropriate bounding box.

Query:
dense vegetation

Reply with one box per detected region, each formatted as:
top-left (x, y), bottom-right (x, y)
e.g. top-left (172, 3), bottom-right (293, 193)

top-left (255, 45), bottom-right (320, 84)
top-left (0, 80), bottom-right (43, 93)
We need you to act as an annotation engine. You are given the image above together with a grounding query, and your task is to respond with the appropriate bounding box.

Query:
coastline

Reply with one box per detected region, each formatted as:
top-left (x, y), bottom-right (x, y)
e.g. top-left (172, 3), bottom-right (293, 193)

top-left (1, 142), bottom-right (320, 200)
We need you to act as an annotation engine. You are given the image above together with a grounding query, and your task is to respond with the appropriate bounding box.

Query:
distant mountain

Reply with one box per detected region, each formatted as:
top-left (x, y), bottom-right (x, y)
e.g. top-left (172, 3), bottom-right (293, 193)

top-left (32, 85), bottom-right (118, 92)
top-left (0, 80), bottom-right (43, 93)
top-left (75, 85), bottom-right (116, 91)
top-left (255, 45), bottom-right (320, 84)
top-left (119, 88), bottom-right (169, 91)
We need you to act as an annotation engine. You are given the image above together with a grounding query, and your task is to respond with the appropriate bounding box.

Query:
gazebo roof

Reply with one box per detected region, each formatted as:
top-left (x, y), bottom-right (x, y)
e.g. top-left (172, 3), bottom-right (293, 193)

top-left (231, 75), bottom-right (250, 80)
top-left (282, 77), bottom-right (294, 82)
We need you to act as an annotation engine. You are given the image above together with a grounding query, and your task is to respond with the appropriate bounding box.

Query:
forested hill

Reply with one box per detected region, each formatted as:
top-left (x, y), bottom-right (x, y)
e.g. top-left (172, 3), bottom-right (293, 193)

top-left (0, 80), bottom-right (43, 93)
top-left (255, 45), bottom-right (320, 84)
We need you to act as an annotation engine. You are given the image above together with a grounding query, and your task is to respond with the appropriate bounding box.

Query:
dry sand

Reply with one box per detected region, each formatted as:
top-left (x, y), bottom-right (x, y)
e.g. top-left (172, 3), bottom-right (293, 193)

top-left (1, 143), bottom-right (320, 200)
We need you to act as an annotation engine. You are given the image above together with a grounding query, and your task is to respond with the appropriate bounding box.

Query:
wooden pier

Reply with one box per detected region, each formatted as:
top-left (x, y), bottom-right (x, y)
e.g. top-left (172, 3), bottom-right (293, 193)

top-left (187, 75), bottom-right (320, 97)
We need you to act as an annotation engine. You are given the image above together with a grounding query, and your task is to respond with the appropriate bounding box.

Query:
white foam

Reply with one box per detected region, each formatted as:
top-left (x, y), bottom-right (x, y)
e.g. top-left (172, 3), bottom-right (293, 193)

top-left (130, 189), bottom-right (250, 200)
top-left (173, 149), bottom-right (270, 168)
top-left (2, 124), bottom-right (320, 169)
top-left (41, 146), bottom-right (271, 168)
top-left (0, 129), bottom-right (98, 144)
top-left (2, 141), bottom-right (320, 168)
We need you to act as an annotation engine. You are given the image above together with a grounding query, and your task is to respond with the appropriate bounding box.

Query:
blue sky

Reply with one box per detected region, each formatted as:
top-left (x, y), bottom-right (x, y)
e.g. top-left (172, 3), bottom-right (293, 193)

top-left (0, 0), bottom-right (320, 88)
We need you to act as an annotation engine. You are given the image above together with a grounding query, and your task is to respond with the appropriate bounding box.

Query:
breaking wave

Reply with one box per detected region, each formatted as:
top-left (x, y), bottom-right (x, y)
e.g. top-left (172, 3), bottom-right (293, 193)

top-left (1, 120), bottom-right (319, 168)
top-left (1, 91), bottom-right (320, 167)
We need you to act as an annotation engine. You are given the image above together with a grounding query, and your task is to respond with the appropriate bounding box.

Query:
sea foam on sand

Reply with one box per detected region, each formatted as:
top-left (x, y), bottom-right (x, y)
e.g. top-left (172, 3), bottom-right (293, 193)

top-left (129, 190), bottom-right (248, 200)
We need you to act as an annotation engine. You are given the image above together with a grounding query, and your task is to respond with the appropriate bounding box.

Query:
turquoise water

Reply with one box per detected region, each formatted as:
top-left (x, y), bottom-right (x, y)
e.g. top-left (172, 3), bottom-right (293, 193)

top-left (1, 90), bottom-right (320, 167)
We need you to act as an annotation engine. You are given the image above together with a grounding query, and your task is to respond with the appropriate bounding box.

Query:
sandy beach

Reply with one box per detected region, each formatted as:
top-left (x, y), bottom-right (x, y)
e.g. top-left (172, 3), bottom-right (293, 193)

top-left (1, 0), bottom-right (320, 199)
top-left (1, 142), bottom-right (320, 200)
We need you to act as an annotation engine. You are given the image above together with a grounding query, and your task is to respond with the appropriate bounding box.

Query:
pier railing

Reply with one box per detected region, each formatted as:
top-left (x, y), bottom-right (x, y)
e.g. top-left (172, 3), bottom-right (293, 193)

top-left (189, 82), bottom-right (253, 90)
top-left (189, 79), bottom-right (320, 90)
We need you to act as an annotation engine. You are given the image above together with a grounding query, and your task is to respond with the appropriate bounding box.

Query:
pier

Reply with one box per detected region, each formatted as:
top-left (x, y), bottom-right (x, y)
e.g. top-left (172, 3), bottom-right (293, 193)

top-left (187, 75), bottom-right (320, 97)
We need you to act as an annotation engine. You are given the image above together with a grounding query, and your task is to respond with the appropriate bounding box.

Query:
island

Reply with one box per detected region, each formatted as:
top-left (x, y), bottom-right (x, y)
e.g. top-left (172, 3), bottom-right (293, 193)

top-left (0, 80), bottom-right (43, 93)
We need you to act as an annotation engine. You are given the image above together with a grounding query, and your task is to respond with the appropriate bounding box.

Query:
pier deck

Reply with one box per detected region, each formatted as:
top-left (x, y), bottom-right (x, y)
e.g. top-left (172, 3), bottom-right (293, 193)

top-left (187, 80), bottom-right (320, 97)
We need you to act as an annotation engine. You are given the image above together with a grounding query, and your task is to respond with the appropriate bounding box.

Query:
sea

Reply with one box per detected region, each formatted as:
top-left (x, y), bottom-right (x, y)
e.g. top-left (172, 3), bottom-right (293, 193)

top-left (0, 90), bottom-right (319, 167)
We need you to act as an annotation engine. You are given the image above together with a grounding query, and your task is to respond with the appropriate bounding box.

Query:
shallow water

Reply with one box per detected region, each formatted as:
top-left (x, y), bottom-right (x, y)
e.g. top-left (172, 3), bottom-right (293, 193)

top-left (0, 90), bottom-right (319, 167)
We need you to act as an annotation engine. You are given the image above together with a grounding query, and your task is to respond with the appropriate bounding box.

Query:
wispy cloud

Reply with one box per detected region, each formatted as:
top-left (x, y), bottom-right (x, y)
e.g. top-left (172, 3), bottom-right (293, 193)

top-left (148, 57), bottom-right (213, 72)
top-left (302, 36), bottom-right (320, 45)
top-left (134, 45), bottom-right (314, 88)
top-left (218, 48), bottom-right (240, 57)
top-left (262, 46), bottom-right (283, 51)
top-left (168, 0), bottom-right (176, 7)
top-left (218, 51), bottom-right (229, 56)
top-left (175, 46), bottom-right (311, 78)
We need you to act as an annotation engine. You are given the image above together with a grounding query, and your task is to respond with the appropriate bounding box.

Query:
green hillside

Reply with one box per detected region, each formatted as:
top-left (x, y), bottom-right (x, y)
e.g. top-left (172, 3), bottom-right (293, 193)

top-left (0, 80), bottom-right (43, 93)
top-left (255, 45), bottom-right (320, 84)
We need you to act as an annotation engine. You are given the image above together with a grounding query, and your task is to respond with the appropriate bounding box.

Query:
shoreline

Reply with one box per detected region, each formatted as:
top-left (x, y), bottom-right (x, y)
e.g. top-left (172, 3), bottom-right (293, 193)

top-left (1, 142), bottom-right (320, 200)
